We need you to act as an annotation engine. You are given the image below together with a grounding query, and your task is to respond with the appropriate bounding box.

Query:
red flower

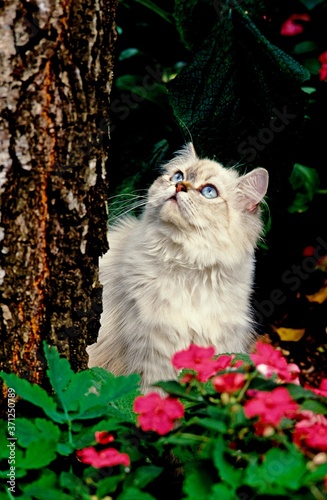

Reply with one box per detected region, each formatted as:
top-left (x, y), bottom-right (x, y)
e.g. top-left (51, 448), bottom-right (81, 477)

top-left (95, 431), bottom-right (115, 445)
top-left (319, 51), bottom-right (327, 81)
top-left (302, 245), bottom-right (315, 257)
top-left (305, 378), bottom-right (327, 398)
top-left (280, 13), bottom-right (311, 36)
top-left (212, 372), bottom-right (246, 394)
top-left (293, 413), bottom-right (327, 452)
top-left (244, 387), bottom-right (298, 427)
top-left (133, 392), bottom-right (184, 435)
top-left (77, 447), bottom-right (130, 468)
top-left (172, 344), bottom-right (229, 382)
top-left (250, 341), bottom-right (300, 384)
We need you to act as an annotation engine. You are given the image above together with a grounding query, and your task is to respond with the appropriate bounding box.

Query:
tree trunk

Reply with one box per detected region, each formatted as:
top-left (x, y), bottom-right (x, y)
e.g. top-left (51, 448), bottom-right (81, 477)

top-left (0, 0), bottom-right (117, 403)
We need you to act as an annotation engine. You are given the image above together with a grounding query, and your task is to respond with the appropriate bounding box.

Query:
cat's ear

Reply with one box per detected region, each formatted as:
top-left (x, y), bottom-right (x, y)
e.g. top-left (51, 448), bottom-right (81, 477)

top-left (237, 168), bottom-right (269, 212)
top-left (183, 142), bottom-right (198, 159)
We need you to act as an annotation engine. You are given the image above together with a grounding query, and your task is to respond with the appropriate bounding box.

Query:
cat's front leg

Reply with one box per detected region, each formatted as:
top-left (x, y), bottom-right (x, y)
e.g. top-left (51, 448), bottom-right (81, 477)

top-left (125, 332), bottom-right (180, 394)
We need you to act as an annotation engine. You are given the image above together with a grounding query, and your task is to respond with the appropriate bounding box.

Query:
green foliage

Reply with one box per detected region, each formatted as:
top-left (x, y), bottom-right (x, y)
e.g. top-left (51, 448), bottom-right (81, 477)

top-left (170, 0), bottom-right (310, 162)
top-left (1, 342), bottom-right (327, 498)
top-left (0, 343), bottom-right (148, 499)
top-left (288, 163), bottom-right (320, 213)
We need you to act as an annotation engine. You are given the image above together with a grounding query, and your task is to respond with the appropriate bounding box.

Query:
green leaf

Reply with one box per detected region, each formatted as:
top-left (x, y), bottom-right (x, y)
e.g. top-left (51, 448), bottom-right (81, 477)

top-left (305, 462), bottom-right (327, 484)
top-left (183, 465), bottom-right (214, 499)
top-left (128, 465), bottom-right (163, 489)
top-left (18, 437), bottom-right (58, 469)
top-left (261, 447), bottom-right (307, 491)
top-left (15, 418), bottom-right (35, 447)
top-left (212, 436), bottom-right (242, 488)
top-left (303, 57), bottom-right (320, 75)
top-left (294, 41), bottom-right (318, 55)
top-left (301, 86), bottom-right (316, 94)
top-left (115, 75), bottom-right (167, 107)
top-left (288, 163), bottom-right (319, 213)
top-left (96, 474), bottom-right (124, 497)
top-left (57, 442), bottom-right (74, 455)
top-left (286, 383), bottom-right (316, 400)
top-left (119, 48), bottom-right (140, 61)
top-left (0, 372), bottom-right (65, 423)
top-left (15, 418), bottom-right (60, 449)
top-left (154, 380), bottom-right (202, 402)
top-left (74, 369), bottom-right (140, 419)
top-left (61, 369), bottom-right (101, 415)
top-left (232, 352), bottom-right (251, 364)
top-left (59, 471), bottom-right (90, 499)
top-left (0, 426), bottom-right (8, 459)
top-left (0, 447), bottom-right (25, 477)
top-left (117, 487), bottom-right (156, 500)
top-left (299, 0), bottom-right (326, 9)
top-left (209, 483), bottom-right (236, 500)
top-left (21, 469), bottom-right (72, 500)
top-left (244, 447), bottom-right (306, 493)
top-left (173, 0), bottom-right (202, 51)
top-left (194, 417), bottom-right (227, 433)
top-left (108, 388), bottom-right (140, 424)
top-left (300, 399), bottom-right (327, 414)
top-left (44, 343), bottom-right (74, 410)
top-left (163, 434), bottom-right (205, 446)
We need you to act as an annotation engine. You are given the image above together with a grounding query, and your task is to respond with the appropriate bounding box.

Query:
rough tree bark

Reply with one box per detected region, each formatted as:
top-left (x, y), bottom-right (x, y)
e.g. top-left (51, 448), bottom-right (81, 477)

top-left (0, 0), bottom-right (117, 404)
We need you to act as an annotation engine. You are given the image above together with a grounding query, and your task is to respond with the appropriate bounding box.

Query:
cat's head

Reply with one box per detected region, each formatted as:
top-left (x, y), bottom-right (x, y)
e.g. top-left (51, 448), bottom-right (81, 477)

top-left (144, 143), bottom-right (269, 267)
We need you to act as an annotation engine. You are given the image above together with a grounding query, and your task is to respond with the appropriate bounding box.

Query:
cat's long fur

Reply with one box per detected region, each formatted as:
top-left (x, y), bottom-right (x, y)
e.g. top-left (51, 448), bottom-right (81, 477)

top-left (87, 144), bottom-right (269, 392)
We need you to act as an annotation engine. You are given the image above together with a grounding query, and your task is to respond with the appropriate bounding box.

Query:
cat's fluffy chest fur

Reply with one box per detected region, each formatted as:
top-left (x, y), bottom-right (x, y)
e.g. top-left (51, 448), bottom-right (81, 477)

top-left (87, 144), bottom-right (269, 392)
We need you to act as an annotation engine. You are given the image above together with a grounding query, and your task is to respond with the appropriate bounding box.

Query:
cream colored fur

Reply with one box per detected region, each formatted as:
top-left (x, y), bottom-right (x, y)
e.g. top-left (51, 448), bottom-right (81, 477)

top-left (87, 144), bottom-right (269, 392)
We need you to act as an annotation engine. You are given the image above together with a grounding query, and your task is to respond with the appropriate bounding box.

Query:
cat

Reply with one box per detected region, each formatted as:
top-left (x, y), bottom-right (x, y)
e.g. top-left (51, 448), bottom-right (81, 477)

top-left (87, 143), bottom-right (269, 392)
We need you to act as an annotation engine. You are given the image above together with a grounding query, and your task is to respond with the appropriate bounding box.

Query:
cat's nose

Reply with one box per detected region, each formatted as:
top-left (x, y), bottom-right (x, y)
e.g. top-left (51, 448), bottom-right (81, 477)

top-left (176, 182), bottom-right (187, 193)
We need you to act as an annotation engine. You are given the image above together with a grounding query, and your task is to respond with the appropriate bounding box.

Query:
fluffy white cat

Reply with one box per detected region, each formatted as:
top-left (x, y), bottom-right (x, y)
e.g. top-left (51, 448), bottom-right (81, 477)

top-left (87, 143), bottom-right (269, 392)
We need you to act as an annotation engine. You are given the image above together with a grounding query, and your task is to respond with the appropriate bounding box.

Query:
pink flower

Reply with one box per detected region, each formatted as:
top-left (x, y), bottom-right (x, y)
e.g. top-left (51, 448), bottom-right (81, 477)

top-left (215, 354), bottom-right (243, 370)
top-left (244, 387), bottom-right (298, 427)
top-left (95, 431), bottom-right (115, 445)
top-left (319, 65), bottom-right (327, 81)
top-left (280, 13), bottom-right (311, 36)
top-left (133, 392), bottom-right (184, 435)
top-left (172, 344), bottom-right (231, 382)
top-left (319, 52), bottom-right (327, 65)
top-left (212, 373), bottom-right (246, 394)
top-left (250, 341), bottom-right (300, 384)
top-left (293, 413), bottom-right (327, 452)
top-left (305, 378), bottom-right (327, 398)
top-left (319, 51), bottom-right (327, 81)
top-left (77, 447), bottom-right (130, 468)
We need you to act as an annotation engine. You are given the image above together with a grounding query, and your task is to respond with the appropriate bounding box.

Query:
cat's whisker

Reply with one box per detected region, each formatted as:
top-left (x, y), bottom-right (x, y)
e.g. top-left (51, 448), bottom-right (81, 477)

top-left (108, 191), bottom-right (148, 201)
top-left (108, 196), bottom-right (148, 209)
top-left (109, 200), bottom-right (147, 216)
top-left (108, 199), bottom-right (148, 224)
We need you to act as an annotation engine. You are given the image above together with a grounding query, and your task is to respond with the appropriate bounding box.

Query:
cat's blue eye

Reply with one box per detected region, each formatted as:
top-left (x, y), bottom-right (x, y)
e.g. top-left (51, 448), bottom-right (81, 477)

top-left (200, 185), bottom-right (218, 199)
top-left (170, 171), bottom-right (184, 183)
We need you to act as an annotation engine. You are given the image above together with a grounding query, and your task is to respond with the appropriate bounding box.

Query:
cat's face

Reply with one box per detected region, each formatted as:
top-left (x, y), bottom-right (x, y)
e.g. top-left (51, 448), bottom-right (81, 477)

top-left (145, 144), bottom-right (269, 267)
